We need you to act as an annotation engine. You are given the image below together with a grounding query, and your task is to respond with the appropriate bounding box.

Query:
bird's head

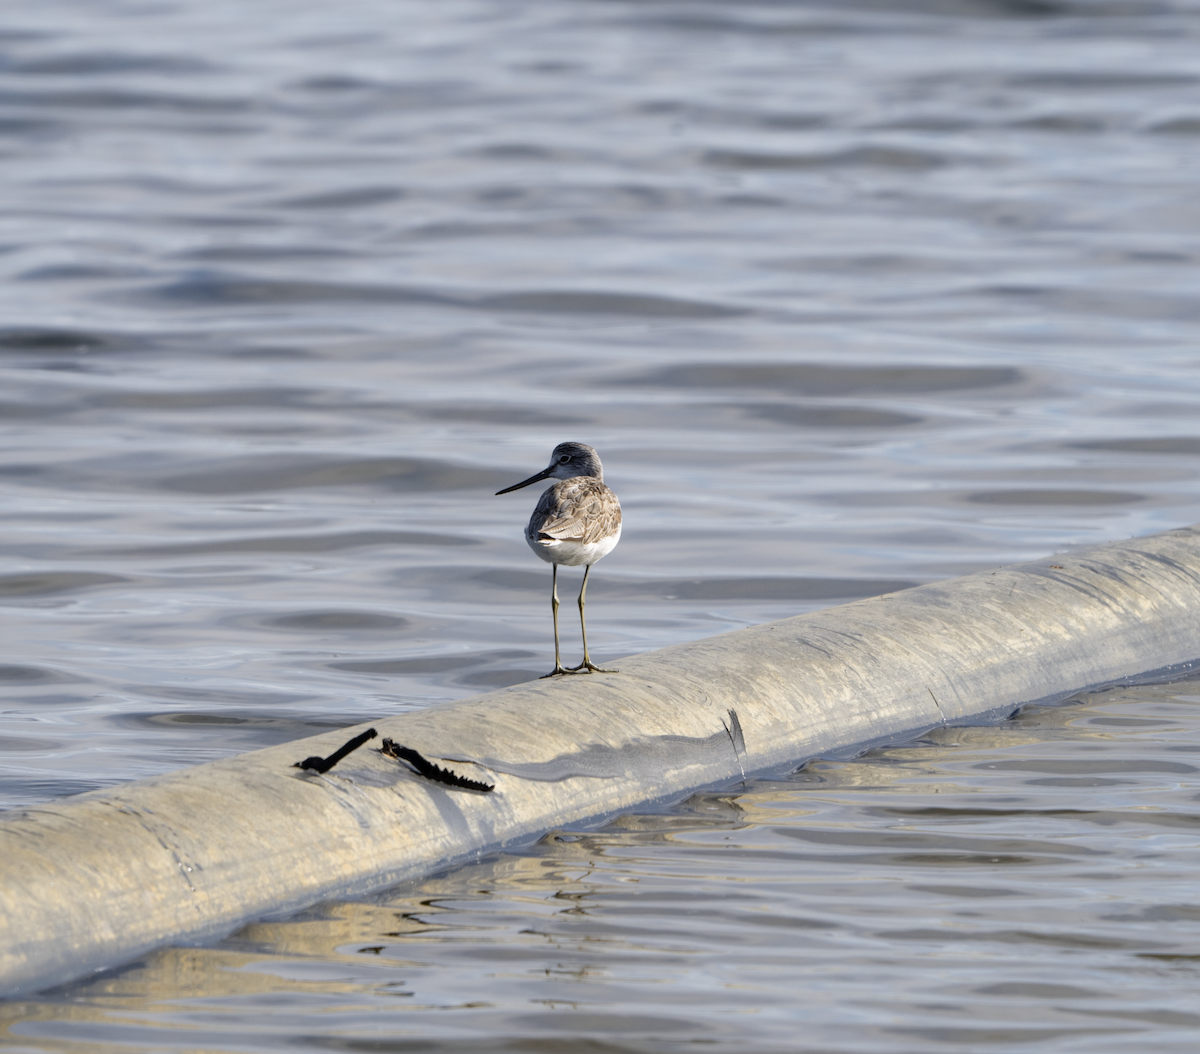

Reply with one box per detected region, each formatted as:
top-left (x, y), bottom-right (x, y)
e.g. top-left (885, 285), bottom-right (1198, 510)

top-left (496, 442), bottom-right (604, 495)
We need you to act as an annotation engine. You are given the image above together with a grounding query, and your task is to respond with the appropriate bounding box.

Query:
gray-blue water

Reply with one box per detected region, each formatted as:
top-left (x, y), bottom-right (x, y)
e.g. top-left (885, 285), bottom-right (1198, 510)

top-left (3, 0), bottom-right (1200, 1049)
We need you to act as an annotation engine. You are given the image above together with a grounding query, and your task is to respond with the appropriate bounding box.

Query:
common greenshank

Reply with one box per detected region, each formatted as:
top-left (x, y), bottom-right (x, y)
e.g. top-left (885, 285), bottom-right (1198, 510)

top-left (496, 441), bottom-right (621, 677)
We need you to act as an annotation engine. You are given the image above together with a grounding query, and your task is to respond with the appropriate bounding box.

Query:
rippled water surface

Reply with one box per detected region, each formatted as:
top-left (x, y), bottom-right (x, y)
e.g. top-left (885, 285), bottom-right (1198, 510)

top-left (3, 0), bottom-right (1200, 1044)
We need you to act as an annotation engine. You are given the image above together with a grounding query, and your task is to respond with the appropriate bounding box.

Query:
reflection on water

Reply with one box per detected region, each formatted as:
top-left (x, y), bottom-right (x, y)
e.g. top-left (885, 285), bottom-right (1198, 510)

top-left (6, 683), bottom-right (1200, 1052)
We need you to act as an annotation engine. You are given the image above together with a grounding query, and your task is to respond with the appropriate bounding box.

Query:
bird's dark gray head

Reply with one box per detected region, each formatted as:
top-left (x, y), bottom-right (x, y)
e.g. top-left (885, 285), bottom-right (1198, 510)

top-left (547, 442), bottom-right (603, 481)
top-left (495, 441), bottom-right (604, 495)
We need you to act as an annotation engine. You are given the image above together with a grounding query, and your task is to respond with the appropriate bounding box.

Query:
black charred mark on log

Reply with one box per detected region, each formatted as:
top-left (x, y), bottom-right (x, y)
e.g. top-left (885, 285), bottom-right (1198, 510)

top-left (295, 727), bottom-right (378, 774)
top-left (380, 738), bottom-right (495, 792)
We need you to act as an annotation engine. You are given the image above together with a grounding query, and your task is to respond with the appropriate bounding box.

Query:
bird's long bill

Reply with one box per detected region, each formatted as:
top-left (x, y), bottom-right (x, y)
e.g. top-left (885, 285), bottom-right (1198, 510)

top-left (495, 466), bottom-right (553, 496)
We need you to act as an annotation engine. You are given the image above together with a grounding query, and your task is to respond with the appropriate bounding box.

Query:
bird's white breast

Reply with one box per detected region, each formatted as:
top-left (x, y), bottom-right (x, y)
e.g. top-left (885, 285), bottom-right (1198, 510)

top-left (526, 524), bottom-right (621, 567)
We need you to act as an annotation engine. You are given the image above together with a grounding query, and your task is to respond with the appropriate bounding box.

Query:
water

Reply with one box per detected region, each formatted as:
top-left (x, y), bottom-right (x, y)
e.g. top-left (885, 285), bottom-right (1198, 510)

top-left (2, 0), bottom-right (1200, 1045)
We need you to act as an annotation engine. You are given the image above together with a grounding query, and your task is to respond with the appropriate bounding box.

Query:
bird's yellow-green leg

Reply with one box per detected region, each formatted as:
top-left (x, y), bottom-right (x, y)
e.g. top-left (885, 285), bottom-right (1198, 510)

top-left (540, 564), bottom-right (570, 677)
top-left (568, 564), bottom-right (618, 674)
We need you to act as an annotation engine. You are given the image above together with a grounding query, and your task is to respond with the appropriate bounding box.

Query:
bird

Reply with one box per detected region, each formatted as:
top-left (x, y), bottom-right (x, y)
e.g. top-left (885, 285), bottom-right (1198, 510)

top-left (496, 441), bottom-right (621, 678)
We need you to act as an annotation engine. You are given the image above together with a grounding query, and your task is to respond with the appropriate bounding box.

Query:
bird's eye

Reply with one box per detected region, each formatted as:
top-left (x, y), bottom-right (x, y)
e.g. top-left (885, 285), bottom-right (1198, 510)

top-left (558, 454), bottom-right (571, 464)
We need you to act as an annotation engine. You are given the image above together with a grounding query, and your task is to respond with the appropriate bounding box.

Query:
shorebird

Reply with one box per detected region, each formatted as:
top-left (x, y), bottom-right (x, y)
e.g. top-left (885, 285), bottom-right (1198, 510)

top-left (496, 442), bottom-right (621, 677)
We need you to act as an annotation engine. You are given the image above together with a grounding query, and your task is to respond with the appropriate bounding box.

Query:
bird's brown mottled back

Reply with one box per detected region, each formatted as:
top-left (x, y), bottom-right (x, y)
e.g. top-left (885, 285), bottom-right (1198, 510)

top-left (529, 477), bottom-right (622, 546)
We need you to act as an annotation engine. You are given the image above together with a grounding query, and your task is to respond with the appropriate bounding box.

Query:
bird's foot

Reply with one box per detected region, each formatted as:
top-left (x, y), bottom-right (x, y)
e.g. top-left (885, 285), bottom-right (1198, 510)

top-left (565, 660), bottom-right (619, 674)
top-left (539, 665), bottom-right (572, 679)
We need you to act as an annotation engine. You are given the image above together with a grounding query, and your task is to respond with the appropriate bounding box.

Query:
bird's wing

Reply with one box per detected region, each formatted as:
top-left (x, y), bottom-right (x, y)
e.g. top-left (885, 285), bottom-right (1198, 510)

top-left (530, 479), bottom-right (621, 545)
